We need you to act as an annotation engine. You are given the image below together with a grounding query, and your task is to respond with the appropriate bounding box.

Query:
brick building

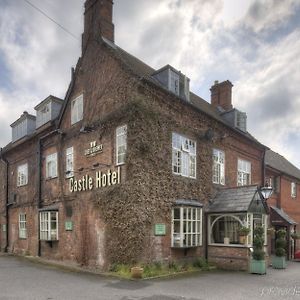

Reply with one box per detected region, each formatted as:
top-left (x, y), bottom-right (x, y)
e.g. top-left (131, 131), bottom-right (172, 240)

top-left (265, 150), bottom-right (300, 259)
top-left (0, 0), bottom-right (270, 271)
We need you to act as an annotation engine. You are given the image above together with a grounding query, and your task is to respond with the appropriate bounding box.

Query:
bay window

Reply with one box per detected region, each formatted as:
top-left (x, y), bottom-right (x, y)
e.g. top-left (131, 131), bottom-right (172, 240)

top-left (172, 206), bottom-right (202, 247)
top-left (172, 133), bottom-right (196, 178)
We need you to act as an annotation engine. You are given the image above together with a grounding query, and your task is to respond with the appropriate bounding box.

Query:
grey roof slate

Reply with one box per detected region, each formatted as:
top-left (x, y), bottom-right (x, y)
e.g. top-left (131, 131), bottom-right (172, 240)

top-left (208, 185), bottom-right (259, 213)
top-left (265, 150), bottom-right (300, 180)
top-left (270, 206), bottom-right (297, 225)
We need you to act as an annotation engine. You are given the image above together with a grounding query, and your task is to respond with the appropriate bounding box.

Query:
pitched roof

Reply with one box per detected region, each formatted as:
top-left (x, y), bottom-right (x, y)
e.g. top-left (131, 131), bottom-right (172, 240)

top-left (102, 38), bottom-right (265, 148)
top-left (207, 185), bottom-right (260, 213)
top-left (265, 150), bottom-right (300, 180)
top-left (270, 206), bottom-right (297, 225)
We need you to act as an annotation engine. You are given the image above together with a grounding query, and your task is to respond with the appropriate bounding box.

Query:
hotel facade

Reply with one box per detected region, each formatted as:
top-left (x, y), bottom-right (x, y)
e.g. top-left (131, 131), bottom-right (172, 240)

top-left (1, 0), bottom-right (297, 271)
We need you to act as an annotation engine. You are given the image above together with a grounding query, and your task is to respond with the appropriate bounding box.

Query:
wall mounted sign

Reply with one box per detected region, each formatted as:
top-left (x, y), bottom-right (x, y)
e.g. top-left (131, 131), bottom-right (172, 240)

top-left (69, 167), bottom-right (121, 193)
top-left (84, 141), bottom-right (103, 157)
top-left (65, 221), bottom-right (73, 231)
top-left (2, 224), bottom-right (6, 232)
top-left (155, 224), bottom-right (166, 236)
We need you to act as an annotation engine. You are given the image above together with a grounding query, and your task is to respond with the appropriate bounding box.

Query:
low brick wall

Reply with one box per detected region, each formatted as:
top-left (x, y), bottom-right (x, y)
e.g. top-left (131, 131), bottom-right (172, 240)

top-left (208, 245), bottom-right (250, 271)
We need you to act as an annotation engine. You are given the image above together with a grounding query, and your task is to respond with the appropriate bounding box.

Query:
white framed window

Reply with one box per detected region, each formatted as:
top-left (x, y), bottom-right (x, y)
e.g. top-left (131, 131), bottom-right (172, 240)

top-left (19, 213), bottom-right (27, 239)
top-left (116, 125), bottom-right (127, 165)
top-left (39, 211), bottom-right (58, 241)
top-left (46, 153), bottom-right (58, 179)
top-left (17, 163), bottom-right (28, 187)
top-left (212, 149), bottom-right (225, 185)
top-left (172, 206), bottom-right (202, 247)
top-left (66, 147), bottom-right (74, 178)
top-left (71, 94), bottom-right (83, 125)
top-left (237, 159), bottom-right (251, 186)
top-left (172, 133), bottom-right (196, 178)
top-left (291, 182), bottom-right (297, 198)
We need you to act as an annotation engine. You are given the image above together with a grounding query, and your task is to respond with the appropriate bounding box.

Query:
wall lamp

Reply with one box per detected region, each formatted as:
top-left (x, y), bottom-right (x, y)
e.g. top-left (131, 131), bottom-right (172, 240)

top-left (260, 186), bottom-right (273, 200)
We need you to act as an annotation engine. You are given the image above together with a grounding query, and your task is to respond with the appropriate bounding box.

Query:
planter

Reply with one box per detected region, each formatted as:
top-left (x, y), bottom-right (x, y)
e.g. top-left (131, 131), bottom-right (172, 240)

top-left (131, 267), bottom-right (144, 279)
top-left (272, 256), bottom-right (286, 269)
top-left (239, 235), bottom-right (247, 245)
top-left (250, 259), bottom-right (266, 275)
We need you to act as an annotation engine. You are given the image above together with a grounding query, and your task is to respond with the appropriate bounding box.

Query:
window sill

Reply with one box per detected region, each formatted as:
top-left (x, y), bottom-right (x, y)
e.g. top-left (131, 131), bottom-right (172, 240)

top-left (116, 162), bottom-right (125, 167)
top-left (45, 176), bottom-right (58, 181)
top-left (208, 243), bottom-right (250, 248)
top-left (173, 173), bottom-right (197, 180)
top-left (19, 238), bottom-right (27, 240)
top-left (171, 245), bottom-right (202, 249)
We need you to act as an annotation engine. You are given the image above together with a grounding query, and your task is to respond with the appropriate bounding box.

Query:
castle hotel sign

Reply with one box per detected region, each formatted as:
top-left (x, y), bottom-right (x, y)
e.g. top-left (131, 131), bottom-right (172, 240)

top-left (69, 167), bottom-right (121, 193)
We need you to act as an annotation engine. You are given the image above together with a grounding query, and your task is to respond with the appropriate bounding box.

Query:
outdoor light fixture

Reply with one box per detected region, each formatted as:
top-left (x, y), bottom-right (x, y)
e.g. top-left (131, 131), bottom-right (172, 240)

top-left (260, 186), bottom-right (273, 200)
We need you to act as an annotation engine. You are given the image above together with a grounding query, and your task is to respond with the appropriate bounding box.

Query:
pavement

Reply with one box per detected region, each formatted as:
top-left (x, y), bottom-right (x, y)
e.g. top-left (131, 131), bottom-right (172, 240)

top-left (0, 254), bottom-right (300, 300)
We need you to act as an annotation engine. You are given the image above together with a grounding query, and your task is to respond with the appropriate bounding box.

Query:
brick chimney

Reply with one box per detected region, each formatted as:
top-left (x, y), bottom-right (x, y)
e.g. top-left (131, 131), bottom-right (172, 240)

top-left (82, 0), bottom-right (114, 50)
top-left (210, 80), bottom-right (233, 111)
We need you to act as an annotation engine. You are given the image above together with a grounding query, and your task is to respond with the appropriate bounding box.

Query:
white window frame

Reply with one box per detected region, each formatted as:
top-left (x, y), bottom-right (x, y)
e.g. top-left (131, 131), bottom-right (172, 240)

top-left (291, 182), bottom-right (297, 198)
top-left (116, 125), bottom-right (127, 165)
top-left (212, 149), bottom-right (225, 185)
top-left (66, 147), bottom-right (74, 178)
top-left (17, 163), bottom-right (28, 187)
top-left (39, 211), bottom-right (58, 241)
top-left (19, 213), bottom-right (27, 239)
top-left (237, 158), bottom-right (251, 186)
top-left (171, 206), bottom-right (202, 248)
top-left (172, 133), bottom-right (196, 179)
top-left (71, 94), bottom-right (83, 125)
top-left (46, 153), bottom-right (58, 179)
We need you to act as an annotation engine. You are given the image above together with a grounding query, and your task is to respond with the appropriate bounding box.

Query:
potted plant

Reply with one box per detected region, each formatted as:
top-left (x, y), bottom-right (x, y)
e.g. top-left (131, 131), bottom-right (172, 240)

top-left (291, 232), bottom-right (300, 240)
top-left (131, 266), bottom-right (144, 279)
top-left (238, 226), bottom-right (250, 244)
top-left (272, 228), bottom-right (287, 269)
top-left (250, 225), bottom-right (266, 274)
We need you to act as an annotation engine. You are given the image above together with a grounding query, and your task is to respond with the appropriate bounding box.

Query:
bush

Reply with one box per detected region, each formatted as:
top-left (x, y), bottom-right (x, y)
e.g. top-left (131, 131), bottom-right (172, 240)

top-left (193, 258), bottom-right (208, 269)
top-left (275, 229), bottom-right (286, 257)
top-left (252, 225), bottom-right (265, 261)
top-left (238, 226), bottom-right (250, 236)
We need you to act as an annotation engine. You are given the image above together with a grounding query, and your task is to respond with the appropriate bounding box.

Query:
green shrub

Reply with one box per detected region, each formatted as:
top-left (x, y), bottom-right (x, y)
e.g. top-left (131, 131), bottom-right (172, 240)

top-left (252, 225), bottom-right (265, 261)
top-left (275, 229), bottom-right (286, 257)
top-left (193, 258), bottom-right (208, 269)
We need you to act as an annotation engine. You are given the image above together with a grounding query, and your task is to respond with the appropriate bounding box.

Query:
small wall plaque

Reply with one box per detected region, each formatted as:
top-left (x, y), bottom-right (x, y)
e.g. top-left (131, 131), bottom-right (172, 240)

top-left (2, 224), bottom-right (6, 232)
top-left (65, 221), bottom-right (73, 231)
top-left (155, 224), bottom-right (166, 236)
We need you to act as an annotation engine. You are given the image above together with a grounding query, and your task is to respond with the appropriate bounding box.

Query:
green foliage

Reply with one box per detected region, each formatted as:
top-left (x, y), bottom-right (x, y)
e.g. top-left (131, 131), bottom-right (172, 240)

top-left (109, 259), bottom-right (210, 279)
top-left (275, 229), bottom-right (286, 257)
top-left (238, 226), bottom-right (250, 236)
top-left (252, 225), bottom-right (265, 261)
top-left (291, 232), bottom-right (300, 239)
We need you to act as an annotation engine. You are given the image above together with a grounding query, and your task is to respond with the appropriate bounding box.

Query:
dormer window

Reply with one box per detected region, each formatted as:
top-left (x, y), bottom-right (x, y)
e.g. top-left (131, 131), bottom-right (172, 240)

top-left (35, 95), bottom-right (63, 129)
top-left (11, 111), bottom-right (36, 143)
top-left (170, 70), bottom-right (180, 96)
top-left (152, 65), bottom-right (190, 102)
top-left (236, 111), bottom-right (247, 132)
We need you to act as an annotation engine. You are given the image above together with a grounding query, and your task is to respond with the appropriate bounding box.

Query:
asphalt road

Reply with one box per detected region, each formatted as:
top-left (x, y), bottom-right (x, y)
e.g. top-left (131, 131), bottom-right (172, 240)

top-left (0, 255), bottom-right (299, 300)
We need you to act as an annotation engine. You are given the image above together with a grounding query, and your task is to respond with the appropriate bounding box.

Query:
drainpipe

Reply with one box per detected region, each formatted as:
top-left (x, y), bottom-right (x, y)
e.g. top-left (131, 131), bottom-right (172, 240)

top-left (262, 149), bottom-right (266, 187)
top-left (204, 212), bottom-right (208, 261)
top-left (0, 148), bottom-right (9, 252)
top-left (37, 129), bottom-right (62, 256)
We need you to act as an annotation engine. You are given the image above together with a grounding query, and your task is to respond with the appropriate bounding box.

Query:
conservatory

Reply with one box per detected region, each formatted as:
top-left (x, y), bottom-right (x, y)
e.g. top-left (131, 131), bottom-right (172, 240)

top-left (207, 185), bottom-right (268, 270)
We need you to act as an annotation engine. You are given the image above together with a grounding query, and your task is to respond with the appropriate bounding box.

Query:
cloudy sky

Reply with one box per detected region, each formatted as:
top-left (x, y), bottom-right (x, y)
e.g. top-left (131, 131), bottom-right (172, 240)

top-left (1, 0), bottom-right (300, 167)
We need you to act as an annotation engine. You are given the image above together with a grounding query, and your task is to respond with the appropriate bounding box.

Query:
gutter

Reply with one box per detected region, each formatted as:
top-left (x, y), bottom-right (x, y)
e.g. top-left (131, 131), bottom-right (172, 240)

top-left (0, 148), bottom-right (9, 252)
